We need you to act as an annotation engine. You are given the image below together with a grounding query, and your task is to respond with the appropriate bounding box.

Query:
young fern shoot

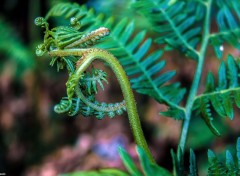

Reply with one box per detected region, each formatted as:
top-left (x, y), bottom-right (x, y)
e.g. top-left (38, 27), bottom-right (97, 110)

top-left (35, 16), bottom-right (155, 163)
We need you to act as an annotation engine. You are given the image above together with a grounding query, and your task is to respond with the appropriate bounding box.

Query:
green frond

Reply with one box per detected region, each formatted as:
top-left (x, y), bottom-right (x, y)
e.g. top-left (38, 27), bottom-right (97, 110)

top-left (80, 68), bottom-right (108, 94)
top-left (189, 149), bottom-right (198, 176)
top-left (118, 146), bottom-right (172, 176)
top-left (193, 96), bottom-right (221, 136)
top-left (132, 0), bottom-right (240, 60)
top-left (171, 147), bottom-right (199, 175)
top-left (208, 150), bottom-right (227, 175)
top-left (118, 148), bottom-right (142, 176)
top-left (132, 0), bottom-right (204, 60)
top-left (207, 137), bottom-right (240, 175)
top-left (0, 17), bottom-right (34, 71)
top-left (171, 146), bottom-right (185, 176)
top-left (237, 138), bottom-right (240, 170)
top-left (44, 2), bottom-right (186, 120)
top-left (53, 68), bottom-right (126, 119)
top-left (226, 150), bottom-right (237, 175)
top-left (193, 55), bottom-right (240, 135)
top-left (210, 0), bottom-right (240, 59)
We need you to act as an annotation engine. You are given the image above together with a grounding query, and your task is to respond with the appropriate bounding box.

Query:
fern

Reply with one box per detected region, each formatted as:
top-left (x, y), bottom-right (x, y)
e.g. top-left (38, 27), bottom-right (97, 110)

top-left (53, 69), bottom-right (126, 119)
top-left (210, 0), bottom-right (240, 58)
top-left (171, 147), bottom-right (185, 176)
top-left (119, 146), bottom-right (172, 176)
top-left (193, 55), bottom-right (240, 135)
top-left (36, 1), bottom-right (240, 175)
top-left (132, 0), bottom-right (204, 60)
top-left (189, 149), bottom-right (198, 176)
top-left (43, 2), bottom-right (186, 120)
top-left (207, 137), bottom-right (240, 175)
top-left (132, 0), bottom-right (240, 59)
top-left (0, 17), bottom-right (34, 71)
top-left (171, 147), bottom-right (199, 175)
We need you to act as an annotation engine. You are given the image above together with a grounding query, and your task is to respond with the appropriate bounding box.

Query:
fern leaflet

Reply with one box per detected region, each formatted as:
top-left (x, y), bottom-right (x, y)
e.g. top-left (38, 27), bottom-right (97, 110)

top-left (210, 0), bottom-right (240, 58)
top-left (193, 55), bottom-right (240, 135)
top-left (208, 137), bottom-right (240, 175)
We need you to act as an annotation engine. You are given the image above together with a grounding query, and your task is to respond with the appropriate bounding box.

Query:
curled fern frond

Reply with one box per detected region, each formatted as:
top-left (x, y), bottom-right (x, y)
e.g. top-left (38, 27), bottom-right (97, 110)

top-left (54, 97), bottom-right (72, 114)
top-left (35, 15), bottom-right (109, 57)
top-left (53, 66), bottom-right (126, 119)
top-left (193, 55), bottom-right (240, 135)
top-left (75, 86), bottom-right (126, 119)
top-left (54, 94), bottom-right (126, 119)
top-left (41, 2), bottom-right (186, 120)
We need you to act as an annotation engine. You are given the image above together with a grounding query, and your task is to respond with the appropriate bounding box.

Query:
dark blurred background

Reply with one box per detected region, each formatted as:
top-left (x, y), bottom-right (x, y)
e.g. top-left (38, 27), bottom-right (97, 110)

top-left (0, 0), bottom-right (239, 176)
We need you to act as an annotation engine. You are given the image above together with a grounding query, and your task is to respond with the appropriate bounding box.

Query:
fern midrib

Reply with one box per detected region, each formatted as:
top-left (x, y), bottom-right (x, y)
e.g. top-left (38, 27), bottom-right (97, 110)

top-left (179, 0), bottom-right (212, 151)
top-left (194, 87), bottom-right (240, 101)
top-left (100, 25), bottom-right (185, 112)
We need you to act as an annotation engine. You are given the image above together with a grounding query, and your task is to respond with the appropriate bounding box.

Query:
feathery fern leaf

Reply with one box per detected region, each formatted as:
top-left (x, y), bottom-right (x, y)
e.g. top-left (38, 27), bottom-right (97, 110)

top-left (0, 18), bottom-right (34, 70)
top-left (43, 2), bottom-right (186, 120)
top-left (118, 147), bottom-right (142, 176)
top-left (193, 55), bottom-right (240, 135)
top-left (119, 146), bottom-right (172, 176)
top-left (189, 149), bottom-right (198, 176)
top-left (171, 147), bottom-right (199, 175)
top-left (210, 0), bottom-right (240, 59)
top-left (132, 0), bottom-right (204, 60)
top-left (171, 147), bottom-right (185, 176)
top-left (207, 137), bottom-right (240, 175)
top-left (208, 150), bottom-right (227, 175)
top-left (133, 0), bottom-right (240, 60)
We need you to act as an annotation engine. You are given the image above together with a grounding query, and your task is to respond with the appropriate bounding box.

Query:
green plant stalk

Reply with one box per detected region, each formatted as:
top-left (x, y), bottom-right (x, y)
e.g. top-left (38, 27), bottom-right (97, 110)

top-left (49, 48), bottom-right (155, 163)
top-left (179, 0), bottom-right (212, 151)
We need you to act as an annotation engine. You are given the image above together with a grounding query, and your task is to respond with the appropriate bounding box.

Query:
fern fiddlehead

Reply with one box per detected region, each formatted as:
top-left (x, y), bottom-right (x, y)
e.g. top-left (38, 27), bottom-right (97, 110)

top-left (35, 16), bottom-right (155, 162)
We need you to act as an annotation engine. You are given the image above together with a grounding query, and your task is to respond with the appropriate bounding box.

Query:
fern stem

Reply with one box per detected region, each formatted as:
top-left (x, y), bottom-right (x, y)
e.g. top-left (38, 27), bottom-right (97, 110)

top-left (179, 0), bottom-right (212, 151)
top-left (49, 48), bottom-right (155, 163)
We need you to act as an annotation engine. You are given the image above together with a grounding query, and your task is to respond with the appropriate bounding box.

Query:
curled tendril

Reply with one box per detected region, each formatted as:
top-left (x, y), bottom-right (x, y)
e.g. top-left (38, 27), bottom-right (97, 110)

top-left (36, 44), bottom-right (46, 56)
top-left (54, 95), bottom-right (126, 119)
top-left (54, 98), bottom-right (72, 114)
top-left (54, 67), bottom-right (126, 119)
top-left (34, 17), bottom-right (47, 27)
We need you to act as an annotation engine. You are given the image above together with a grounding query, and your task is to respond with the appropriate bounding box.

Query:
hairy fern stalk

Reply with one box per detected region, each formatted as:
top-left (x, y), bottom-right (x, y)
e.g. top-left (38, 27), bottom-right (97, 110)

top-left (36, 0), bottom-right (240, 175)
